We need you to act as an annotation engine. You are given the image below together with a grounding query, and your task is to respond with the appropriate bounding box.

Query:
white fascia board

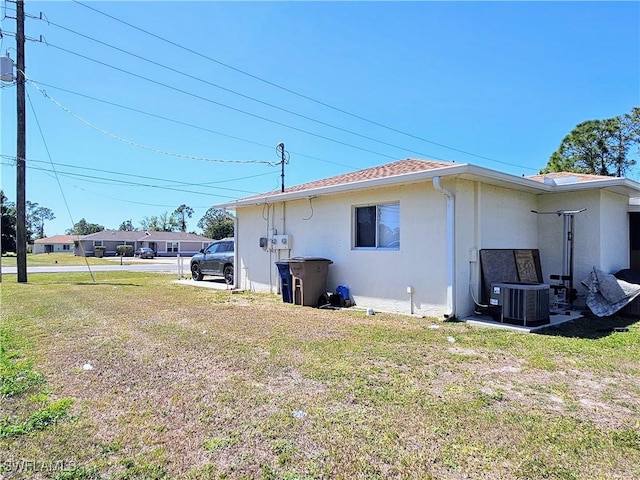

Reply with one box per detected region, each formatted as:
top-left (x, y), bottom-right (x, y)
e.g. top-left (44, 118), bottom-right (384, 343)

top-left (545, 177), bottom-right (640, 197)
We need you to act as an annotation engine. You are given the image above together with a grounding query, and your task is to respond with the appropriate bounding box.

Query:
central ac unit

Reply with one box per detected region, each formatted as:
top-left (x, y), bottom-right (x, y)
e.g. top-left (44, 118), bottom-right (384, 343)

top-left (490, 282), bottom-right (550, 326)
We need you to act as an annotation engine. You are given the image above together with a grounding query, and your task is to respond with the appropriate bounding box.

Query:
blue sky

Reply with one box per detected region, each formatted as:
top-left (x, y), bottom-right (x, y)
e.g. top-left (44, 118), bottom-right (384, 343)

top-left (1, 1), bottom-right (638, 236)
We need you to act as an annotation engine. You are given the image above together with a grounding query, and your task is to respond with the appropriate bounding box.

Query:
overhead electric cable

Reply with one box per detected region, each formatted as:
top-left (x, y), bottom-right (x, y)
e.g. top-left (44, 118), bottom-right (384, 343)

top-left (70, 0), bottom-right (536, 171)
top-left (27, 79), bottom-right (274, 165)
top-left (59, 184), bottom-right (215, 209)
top-left (30, 80), bottom-right (358, 170)
top-left (39, 18), bottom-right (447, 161)
top-left (25, 88), bottom-right (96, 281)
top-left (40, 42), bottom-right (400, 160)
top-left (0, 160), bottom-right (245, 200)
top-left (2, 154), bottom-right (268, 194)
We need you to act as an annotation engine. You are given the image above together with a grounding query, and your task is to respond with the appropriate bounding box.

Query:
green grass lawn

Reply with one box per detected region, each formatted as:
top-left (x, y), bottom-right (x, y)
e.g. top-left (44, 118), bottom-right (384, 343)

top-left (1, 272), bottom-right (639, 479)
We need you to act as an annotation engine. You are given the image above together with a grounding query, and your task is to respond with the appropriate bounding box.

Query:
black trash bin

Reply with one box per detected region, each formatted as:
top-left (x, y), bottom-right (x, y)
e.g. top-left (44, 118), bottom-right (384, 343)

top-left (275, 261), bottom-right (293, 303)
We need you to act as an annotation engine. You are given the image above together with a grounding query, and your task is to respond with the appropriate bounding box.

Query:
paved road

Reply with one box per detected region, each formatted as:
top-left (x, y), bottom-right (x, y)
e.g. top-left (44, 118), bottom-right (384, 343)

top-left (1, 259), bottom-right (184, 274)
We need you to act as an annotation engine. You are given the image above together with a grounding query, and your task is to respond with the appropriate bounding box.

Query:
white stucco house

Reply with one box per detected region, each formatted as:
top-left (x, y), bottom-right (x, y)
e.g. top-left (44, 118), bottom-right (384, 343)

top-left (216, 159), bottom-right (640, 320)
top-left (33, 234), bottom-right (77, 254)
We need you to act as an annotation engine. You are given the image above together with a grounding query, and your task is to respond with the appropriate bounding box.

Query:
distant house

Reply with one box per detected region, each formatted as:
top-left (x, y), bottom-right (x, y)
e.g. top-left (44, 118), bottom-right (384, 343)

top-left (215, 158), bottom-right (640, 319)
top-left (33, 235), bottom-right (77, 254)
top-left (75, 231), bottom-right (216, 257)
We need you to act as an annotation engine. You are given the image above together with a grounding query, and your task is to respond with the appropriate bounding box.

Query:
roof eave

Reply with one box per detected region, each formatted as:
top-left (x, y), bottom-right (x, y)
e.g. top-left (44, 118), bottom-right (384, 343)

top-left (214, 163), bottom-right (550, 209)
top-left (214, 163), bottom-right (640, 210)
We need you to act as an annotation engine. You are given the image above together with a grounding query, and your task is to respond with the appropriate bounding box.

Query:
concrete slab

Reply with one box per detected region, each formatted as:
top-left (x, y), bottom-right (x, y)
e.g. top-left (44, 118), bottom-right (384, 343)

top-left (172, 278), bottom-right (235, 291)
top-left (463, 309), bottom-right (583, 333)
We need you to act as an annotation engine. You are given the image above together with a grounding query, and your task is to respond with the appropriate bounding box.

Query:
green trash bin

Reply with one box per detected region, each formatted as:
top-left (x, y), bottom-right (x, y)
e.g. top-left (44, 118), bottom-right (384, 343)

top-left (288, 257), bottom-right (333, 307)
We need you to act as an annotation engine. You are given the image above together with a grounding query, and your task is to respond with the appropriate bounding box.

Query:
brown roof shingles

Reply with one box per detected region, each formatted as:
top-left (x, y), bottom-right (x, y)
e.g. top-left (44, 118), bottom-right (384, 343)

top-left (250, 159), bottom-right (454, 199)
top-left (527, 172), bottom-right (618, 183)
top-left (33, 234), bottom-right (77, 244)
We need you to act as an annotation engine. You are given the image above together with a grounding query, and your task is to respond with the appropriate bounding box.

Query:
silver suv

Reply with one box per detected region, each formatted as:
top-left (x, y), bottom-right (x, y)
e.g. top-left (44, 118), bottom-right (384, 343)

top-left (190, 238), bottom-right (234, 285)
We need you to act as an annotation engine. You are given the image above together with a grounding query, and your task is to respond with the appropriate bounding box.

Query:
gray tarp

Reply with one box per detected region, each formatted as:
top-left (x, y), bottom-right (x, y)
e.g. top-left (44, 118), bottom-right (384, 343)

top-left (582, 268), bottom-right (640, 317)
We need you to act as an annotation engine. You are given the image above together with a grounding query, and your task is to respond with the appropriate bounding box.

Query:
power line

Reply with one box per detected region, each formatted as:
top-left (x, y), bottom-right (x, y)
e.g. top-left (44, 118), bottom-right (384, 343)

top-left (0, 160), bottom-right (245, 200)
top-left (70, 0), bottom-right (536, 171)
top-left (26, 83), bottom-right (96, 280)
top-left (27, 80), bottom-right (358, 170)
top-left (40, 41), bottom-right (402, 161)
top-left (27, 79), bottom-right (274, 165)
top-left (1, 154), bottom-right (271, 194)
top-left (38, 17), bottom-right (448, 162)
top-left (59, 183), bottom-right (215, 209)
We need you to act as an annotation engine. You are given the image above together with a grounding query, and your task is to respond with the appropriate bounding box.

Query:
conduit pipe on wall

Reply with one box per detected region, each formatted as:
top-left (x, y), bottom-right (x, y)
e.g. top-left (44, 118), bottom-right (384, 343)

top-left (432, 176), bottom-right (457, 320)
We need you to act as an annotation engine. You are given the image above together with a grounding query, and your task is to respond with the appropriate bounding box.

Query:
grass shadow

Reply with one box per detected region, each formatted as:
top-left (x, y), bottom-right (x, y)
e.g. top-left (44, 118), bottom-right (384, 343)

top-left (15, 281), bottom-right (144, 287)
top-left (538, 313), bottom-right (639, 339)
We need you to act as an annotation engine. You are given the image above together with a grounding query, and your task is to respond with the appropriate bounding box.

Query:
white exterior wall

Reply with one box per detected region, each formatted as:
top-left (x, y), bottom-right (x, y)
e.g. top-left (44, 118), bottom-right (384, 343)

top-left (33, 243), bottom-right (73, 254)
top-left (478, 183), bottom-right (539, 249)
top-left (236, 182), bottom-right (451, 317)
top-left (235, 177), bottom-right (631, 318)
top-left (599, 190), bottom-right (629, 272)
top-left (454, 181), bottom-right (539, 317)
top-left (536, 189), bottom-right (629, 305)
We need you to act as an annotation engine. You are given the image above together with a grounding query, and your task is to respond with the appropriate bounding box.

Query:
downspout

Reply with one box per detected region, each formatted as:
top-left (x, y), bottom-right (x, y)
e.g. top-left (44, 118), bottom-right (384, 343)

top-left (433, 176), bottom-right (457, 320)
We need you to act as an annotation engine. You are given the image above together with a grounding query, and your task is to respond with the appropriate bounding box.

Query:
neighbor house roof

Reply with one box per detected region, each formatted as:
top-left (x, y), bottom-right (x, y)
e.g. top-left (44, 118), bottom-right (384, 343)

top-left (79, 231), bottom-right (215, 242)
top-left (216, 158), bottom-right (640, 209)
top-left (527, 172), bottom-right (618, 184)
top-left (33, 235), bottom-right (77, 244)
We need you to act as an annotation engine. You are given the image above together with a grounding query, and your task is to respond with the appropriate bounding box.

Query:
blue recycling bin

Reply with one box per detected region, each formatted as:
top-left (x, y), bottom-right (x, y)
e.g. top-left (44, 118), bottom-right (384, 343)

top-left (275, 261), bottom-right (293, 303)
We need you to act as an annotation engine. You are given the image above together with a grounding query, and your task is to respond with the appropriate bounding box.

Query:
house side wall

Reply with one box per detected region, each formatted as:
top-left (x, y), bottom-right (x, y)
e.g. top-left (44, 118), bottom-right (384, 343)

top-left (537, 191), bottom-right (599, 290)
top-left (478, 183), bottom-right (539, 249)
top-left (34, 243), bottom-right (74, 254)
top-left (534, 189), bottom-right (627, 306)
top-left (599, 190), bottom-right (629, 272)
top-left (237, 182), bottom-right (450, 317)
top-left (455, 181), bottom-right (538, 317)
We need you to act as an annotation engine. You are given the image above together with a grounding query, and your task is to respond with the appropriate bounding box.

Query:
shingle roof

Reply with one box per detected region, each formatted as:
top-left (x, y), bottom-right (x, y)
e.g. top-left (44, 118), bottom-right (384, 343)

top-left (33, 234), bottom-right (77, 244)
top-left (80, 231), bottom-right (214, 242)
top-left (245, 159), bottom-right (454, 200)
top-left (527, 172), bottom-right (618, 183)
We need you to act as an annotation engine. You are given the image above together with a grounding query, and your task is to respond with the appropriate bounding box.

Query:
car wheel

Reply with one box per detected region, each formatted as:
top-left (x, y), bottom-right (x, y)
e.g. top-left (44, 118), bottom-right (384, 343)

top-left (191, 263), bottom-right (204, 281)
top-left (223, 265), bottom-right (234, 285)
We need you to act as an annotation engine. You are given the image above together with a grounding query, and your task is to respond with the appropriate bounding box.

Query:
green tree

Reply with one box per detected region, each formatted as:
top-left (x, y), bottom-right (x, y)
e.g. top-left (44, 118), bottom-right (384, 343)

top-left (27, 204), bottom-right (55, 240)
top-left (173, 204), bottom-right (194, 232)
top-left (140, 212), bottom-right (179, 232)
top-left (118, 219), bottom-right (136, 231)
top-left (197, 208), bottom-right (234, 240)
top-left (541, 107), bottom-right (639, 176)
top-left (65, 218), bottom-right (104, 235)
top-left (1, 190), bottom-right (16, 253)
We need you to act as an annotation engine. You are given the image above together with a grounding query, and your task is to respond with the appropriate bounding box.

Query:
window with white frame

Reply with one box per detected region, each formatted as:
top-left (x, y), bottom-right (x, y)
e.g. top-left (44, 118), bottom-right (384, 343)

top-left (167, 242), bottom-right (179, 253)
top-left (93, 241), bottom-right (103, 247)
top-left (354, 202), bottom-right (400, 249)
top-left (63, 244), bottom-right (70, 251)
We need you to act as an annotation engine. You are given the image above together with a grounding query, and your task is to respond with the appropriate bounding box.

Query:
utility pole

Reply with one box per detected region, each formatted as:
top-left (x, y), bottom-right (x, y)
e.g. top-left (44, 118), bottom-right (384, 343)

top-left (277, 142), bottom-right (288, 193)
top-left (16, 0), bottom-right (27, 282)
